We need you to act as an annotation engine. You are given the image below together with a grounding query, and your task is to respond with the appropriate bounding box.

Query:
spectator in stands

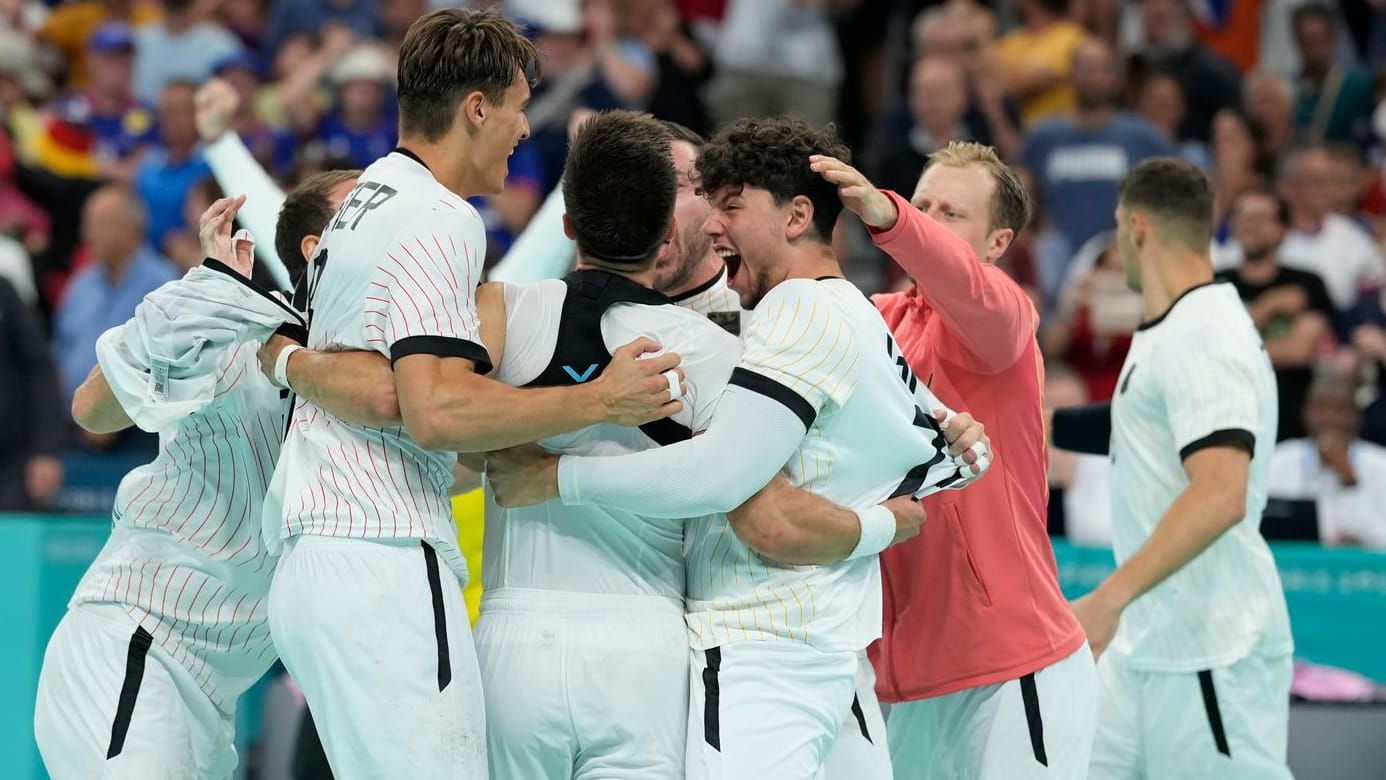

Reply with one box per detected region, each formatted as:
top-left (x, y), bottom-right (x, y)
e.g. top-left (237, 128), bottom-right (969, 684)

top-left (991, 0), bottom-right (1085, 127)
top-left (1326, 144), bottom-right (1370, 225)
top-left (208, 52), bottom-right (294, 176)
top-left (56, 23), bottom-right (155, 184)
top-left (1022, 38), bottom-right (1172, 263)
top-left (131, 0), bottom-right (243, 105)
top-left (315, 45), bottom-right (397, 169)
top-left (0, 276), bottom-right (64, 511)
top-left (217, 0), bottom-right (269, 53)
top-left (1216, 188), bottom-right (1337, 441)
top-left (1292, 2), bottom-right (1375, 146)
top-left (629, 0), bottom-right (712, 135)
top-left (1044, 361), bottom-right (1112, 545)
top-left (1134, 0), bottom-right (1241, 143)
top-left (258, 27), bottom-right (356, 137)
top-left (705, 0), bottom-right (844, 128)
top-left (871, 57), bottom-right (972, 200)
top-left (1209, 108), bottom-right (1274, 263)
top-left (1276, 146), bottom-right (1386, 311)
top-left (38, 0), bottom-right (161, 90)
top-left (262, 0), bottom-right (380, 58)
top-left (1040, 237), bottom-right (1140, 401)
top-left (163, 176), bottom-right (225, 274)
top-left (1269, 374), bottom-right (1386, 550)
top-left (1245, 70), bottom-right (1297, 160)
top-left (916, 6), bottom-right (1020, 159)
top-left (1136, 70), bottom-right (1210, 168)
top-left (50, 186), bottom-right (175, 412)
top-left (1341, 285), bottom-right (1386, 446)
top-left (135, 81), bottom-right (211, 254)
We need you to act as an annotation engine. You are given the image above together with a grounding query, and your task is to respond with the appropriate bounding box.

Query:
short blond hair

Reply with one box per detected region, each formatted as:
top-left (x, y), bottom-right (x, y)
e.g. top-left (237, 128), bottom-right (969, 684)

top-left (924, 141), bottom-right (1031, 234)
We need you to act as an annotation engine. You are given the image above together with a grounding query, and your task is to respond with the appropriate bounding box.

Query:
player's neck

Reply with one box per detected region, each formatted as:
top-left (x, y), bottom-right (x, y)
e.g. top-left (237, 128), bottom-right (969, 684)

top-left (397, 134), bottom-right (483, 198)
top-left (1138, 248), bottom-right (1215, 321)
top-left (780, 243), bottom-right (844, 282)
top-left (575, 259), bottom-right (658, 289)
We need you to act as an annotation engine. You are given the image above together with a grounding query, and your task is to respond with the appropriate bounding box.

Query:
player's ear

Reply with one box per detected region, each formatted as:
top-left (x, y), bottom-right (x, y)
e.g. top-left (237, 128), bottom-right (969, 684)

top-left (461, 89), bottom-right (487, 130)
top-left (300, 234), bottom-right (319, 265)
top-left (984, 228), bottom-right (1014, 264)
top-left (785, 194), bottom-right (815, 241)
top-left (562, 213), bottom-right (576, 240)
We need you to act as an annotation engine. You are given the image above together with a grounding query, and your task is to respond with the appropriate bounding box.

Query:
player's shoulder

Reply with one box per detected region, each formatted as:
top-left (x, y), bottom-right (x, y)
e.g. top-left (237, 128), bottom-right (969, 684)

top-left (609, 302), bottom-right (741, 356)
top-left (752, 277), bottom-right (860, 315)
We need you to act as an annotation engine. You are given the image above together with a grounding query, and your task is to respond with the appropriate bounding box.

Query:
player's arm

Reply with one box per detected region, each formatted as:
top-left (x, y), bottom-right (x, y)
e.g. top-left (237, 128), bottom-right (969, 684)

top-left (1072, 338), bottom-right (1260, 657)
top-left (730, 411), bottom-right (986, 564)
top-left (274, 345), bottom-right (401, 428)
top-left (71, 364), bottom-right (134, 434)
top-left (813, 157), bottom-right (1033, 374)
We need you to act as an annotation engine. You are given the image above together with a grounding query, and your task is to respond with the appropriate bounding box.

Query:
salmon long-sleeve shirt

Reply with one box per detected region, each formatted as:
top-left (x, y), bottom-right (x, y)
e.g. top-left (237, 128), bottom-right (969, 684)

top-left (870, 190), bottom-right (1085, 701)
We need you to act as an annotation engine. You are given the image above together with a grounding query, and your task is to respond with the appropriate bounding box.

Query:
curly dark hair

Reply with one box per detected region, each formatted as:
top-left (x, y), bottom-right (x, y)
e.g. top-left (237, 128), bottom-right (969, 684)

top-left (694, 116), bottom-right (852, 244)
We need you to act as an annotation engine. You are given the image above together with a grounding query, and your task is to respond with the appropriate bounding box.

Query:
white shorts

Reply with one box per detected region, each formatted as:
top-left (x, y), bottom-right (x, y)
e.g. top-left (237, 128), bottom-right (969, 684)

top-left (822, 650), bottom-right (892, 779)
top-left (34, 603), bottom-right (236, 780)
top-left (1090, 651), bottom-right (1293, 780)
top-left (687, 641), bottom-right (861, 780)
top-left (876, 642), bottom-right (1098, 779)
top-left (475, 588), bottom-right (687, 780)
top-left (268, 536), bottom-right (485, 779)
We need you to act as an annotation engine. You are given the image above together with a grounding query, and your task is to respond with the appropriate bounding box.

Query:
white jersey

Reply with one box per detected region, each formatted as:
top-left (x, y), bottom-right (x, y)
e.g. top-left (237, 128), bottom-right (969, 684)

top-left (670, 265), bottom-right (748, 336)
top-left (1108, 282), bottom-right (1293, 671)
top-left (73, 343), bottom-right (284, 713)
top-left (685, 278), bottom-right (971, 652)
top-left (484, 277), bottom-right (742, 601)
top-left (269, 150), bottom-right (487, 579)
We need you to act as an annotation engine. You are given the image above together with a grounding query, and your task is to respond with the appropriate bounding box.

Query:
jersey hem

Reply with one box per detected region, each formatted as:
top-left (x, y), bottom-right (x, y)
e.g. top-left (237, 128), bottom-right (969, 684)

top-left (878, 632), bottom-right (1088, 703)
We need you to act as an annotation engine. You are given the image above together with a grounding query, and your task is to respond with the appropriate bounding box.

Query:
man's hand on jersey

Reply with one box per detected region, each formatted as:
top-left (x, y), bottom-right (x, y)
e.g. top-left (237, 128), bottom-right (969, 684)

top-left (486, 443), bottom-right (559, 508)
top-left (882, 495), bottom-right (926, 546)
top-left (199, 195), bottom-right (254, 278)
top-left (257, 333), bottom-right (301, 384)
top-left (194, 78), bottom-right (239, 142)
top-left (936, 409), bottom-right (991, 477)
top-left (809, 155), bottom-right (898, 230)
top-left (590, 337), bottom-right (685, 426)
top-left (1071, 591), bottom-right (1121, 660)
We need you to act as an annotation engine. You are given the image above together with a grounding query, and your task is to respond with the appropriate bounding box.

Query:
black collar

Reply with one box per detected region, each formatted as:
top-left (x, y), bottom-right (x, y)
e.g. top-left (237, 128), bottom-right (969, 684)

top-left (670, 265), bottom-right (725, 302)
top-left (392, 146), bottom-right (430, 173)
top-left (1136, 280), bottom-right (1220, 331)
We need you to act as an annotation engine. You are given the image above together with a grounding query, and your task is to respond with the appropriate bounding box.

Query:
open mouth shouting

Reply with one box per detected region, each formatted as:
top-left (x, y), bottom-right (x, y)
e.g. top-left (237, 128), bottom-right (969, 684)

top-left (716, 246), bottom-right (742, 284)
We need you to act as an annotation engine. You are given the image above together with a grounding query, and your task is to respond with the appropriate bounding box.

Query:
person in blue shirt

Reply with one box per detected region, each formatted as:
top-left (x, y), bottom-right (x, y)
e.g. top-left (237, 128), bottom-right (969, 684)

top-left (208, 52), bottom-right (296, 176)
top-left (51, 186), bottom-right (177, 412)
top-left (315, 45), bottom-right (398, 169)
top-left (1022, 37), bottom-right (1174, 298)
top-left (62, 23), bottom-right (156, 180)
top-left (135, 81), bottom-right (212, 252)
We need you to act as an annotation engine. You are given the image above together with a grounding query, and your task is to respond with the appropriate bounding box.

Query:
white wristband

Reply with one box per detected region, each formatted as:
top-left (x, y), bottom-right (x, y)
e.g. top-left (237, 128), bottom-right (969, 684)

top-left (273, 343), bottom-right (304, 390)
top-left (847, 504), bottom-right (897, 560)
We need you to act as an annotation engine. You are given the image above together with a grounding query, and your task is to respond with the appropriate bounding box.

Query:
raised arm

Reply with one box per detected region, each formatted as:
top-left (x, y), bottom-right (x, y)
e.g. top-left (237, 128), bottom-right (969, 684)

top-left (813, 156), bottom-right (1034, 374)
top-left (71, 364), bottom-right (134, 434)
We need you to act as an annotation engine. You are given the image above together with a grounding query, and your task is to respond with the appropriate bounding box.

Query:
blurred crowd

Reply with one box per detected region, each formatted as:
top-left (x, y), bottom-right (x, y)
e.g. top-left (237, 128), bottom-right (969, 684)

top-left (3, 0), bottom-right (1386, 550)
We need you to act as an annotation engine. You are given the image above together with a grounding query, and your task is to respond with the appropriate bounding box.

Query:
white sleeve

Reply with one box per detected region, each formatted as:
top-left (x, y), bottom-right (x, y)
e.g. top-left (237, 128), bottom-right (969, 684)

top-left (372, 210), bottom-right (491, 370)
top-left (1155, 332), bottom-right (1261, 460)
top-left (487, 183), bottom-right (576, 283)
top-left (204, 133), bottom-right (291, 289)
top-left (557, 385), bottom-right (805, 517)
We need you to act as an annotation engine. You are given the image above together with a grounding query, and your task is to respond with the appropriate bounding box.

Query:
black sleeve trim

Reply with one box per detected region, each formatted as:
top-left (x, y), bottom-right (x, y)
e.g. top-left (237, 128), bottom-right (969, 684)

top-left (274, 321), bottom-right (308, 346)
top-left (391, 335), bottom-right (493, 374)
top-left (728, 367), bottom-right (816, 431)
top-left (1180, 428), bottom-right (1255, 461)
top-left (1051, 402), bottom-right (1112, 456)
top-left (201, 258), bottom-right (306, 326)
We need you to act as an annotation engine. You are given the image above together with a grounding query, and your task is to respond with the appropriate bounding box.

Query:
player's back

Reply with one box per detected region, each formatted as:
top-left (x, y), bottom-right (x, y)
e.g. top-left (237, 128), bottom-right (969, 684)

top-left (686, 278), bottom-right (969, 653)
top-left (1109, 282), bottom-right (1292, 668)
top-left (272, 149), bottom-right (487, 579)
top-left (485, 272), bottom-right (742, 601)
top-left (75, 343), bottom-right (285, 712)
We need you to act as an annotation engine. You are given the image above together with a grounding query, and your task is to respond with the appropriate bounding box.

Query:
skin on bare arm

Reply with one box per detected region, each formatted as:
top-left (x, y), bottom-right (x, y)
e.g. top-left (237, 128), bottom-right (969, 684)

top-left (71, 363), bottom-right (135, 434)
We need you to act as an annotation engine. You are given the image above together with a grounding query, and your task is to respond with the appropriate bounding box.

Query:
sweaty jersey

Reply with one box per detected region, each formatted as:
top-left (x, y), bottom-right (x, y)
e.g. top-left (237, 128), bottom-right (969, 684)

top-left (670, 264), bottom-right (748, 337)
top-left (1109, 282), bottom-right (1293, 670)
top-left (269, 149), bottom-right (487, 580)
top-left (75, 341), bottom-right (285, 714)
top-left (484, 271), bottom-right (742, 602)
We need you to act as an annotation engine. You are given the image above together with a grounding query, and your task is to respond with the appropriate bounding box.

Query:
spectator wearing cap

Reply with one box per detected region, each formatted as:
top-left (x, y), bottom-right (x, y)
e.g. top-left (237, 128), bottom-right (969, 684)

top-left (314, 46), bottom-right (398, 169)
top-left (50, 185), bottom-right (176, 414)
top-left (54, 23), bottom-right (157, 183)
top-left (210, 52), bottom-right (295, 175)
top-left (38, 0), bottom-right (162, 90)
top-left (132, 0), bottom-right (243, 105)
top-left (134, 81), bottom-right (212, 252)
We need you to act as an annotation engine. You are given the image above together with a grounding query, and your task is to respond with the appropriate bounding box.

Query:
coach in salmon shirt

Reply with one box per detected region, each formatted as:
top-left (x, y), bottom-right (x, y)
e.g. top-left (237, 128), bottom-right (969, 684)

top-left (814, 142), bottom-right (1097, 779)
